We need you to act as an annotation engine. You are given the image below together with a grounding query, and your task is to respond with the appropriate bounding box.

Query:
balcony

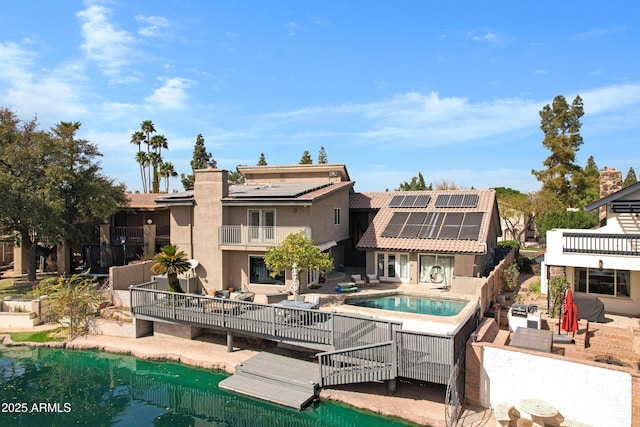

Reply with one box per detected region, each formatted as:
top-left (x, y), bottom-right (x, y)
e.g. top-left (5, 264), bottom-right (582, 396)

top-left (218, 226), bottom-right (312, 247)
top-left (562, 232), bottom-right (640, 256)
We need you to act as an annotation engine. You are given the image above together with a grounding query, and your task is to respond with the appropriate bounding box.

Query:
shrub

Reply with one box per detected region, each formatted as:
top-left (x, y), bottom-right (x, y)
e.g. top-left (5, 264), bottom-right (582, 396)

top-left (501, 263), bottom-right (520, 291)
top-left (528, 280), bottom-right (541, 293)
top-left (497, 240), bottom-right (520, 258)
top-left (549, 276), bottom-right (569, 318)
top-left (516, 256), bottom-right (533, 274)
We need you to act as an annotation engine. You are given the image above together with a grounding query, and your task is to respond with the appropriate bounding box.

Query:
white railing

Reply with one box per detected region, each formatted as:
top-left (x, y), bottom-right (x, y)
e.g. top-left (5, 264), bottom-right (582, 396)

top-left (218, 226), bottom-right (312, 246)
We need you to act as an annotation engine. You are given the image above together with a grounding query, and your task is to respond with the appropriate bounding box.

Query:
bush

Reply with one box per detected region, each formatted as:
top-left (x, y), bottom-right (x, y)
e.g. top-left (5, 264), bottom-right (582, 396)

top-left (549, 276), bottom-right (569, 318)
top-left (501, 263), bottom-right (520, 291)
top-left (497, 240), bottom-right (520, 257)
top-left (516, 256), bottom-right (533, 274)
top-left (528, 281), bottom-right (541, 293)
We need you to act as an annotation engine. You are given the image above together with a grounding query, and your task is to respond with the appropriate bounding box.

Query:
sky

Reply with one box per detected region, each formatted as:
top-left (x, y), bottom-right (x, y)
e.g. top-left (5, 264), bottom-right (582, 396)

top-left (1, 1), bottom-right (639, 194)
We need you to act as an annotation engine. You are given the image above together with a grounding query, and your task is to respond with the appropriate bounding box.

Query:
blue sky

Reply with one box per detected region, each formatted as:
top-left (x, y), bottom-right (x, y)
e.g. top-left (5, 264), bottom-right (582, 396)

top-left (1, 1), bottom-right (639, 193)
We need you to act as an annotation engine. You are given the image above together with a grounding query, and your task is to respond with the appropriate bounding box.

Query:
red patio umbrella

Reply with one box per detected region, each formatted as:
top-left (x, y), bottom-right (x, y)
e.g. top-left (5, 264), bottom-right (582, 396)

top-left (561, 288), bottom-right (579, 337)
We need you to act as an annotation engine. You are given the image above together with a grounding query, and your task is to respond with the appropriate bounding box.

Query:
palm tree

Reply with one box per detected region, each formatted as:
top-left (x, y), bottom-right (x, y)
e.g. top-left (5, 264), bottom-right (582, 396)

top-left (135, 151), bottom-right (149, 193)
top-left (159, 161), bottom-right (177, 193)
top-left (148, 152), bottom-right (161, 193)
top-left (150, 134), bottom-right (168, 193)
top-left (150, 244), bottom-right (191, 293)
top-left (140, 120), bottom-right (156, 191)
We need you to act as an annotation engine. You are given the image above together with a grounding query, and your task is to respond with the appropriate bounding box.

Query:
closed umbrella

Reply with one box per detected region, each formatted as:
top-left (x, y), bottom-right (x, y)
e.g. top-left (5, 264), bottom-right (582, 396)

top-left (561, 288), bottom-right (579, 337)
top-left (290, 263), bottom-right (299, 295)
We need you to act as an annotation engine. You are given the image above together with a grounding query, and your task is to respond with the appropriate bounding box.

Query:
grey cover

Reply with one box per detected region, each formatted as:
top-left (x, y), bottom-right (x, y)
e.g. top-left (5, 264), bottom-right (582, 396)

top-left (573, 293), bottom-right (606, 323)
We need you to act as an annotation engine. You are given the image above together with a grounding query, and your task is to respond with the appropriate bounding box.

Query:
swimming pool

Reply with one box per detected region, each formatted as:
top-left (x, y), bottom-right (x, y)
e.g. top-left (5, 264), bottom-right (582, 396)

top-left (345, 293), bottom-right (469, 316)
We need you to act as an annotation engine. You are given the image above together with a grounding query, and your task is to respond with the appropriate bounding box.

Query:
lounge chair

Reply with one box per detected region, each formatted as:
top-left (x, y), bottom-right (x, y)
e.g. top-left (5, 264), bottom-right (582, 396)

top-left (335, 284), bottom-right (359, 293)
top-left (366, 274), bottom-right (380, 287)
top-left (350, 274), bottom-right (365, 287)
top-left (305, 295), bottom-right (321, 309)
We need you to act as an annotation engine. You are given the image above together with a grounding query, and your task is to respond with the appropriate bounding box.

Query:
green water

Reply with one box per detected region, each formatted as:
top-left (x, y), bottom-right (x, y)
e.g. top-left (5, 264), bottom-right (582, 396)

top-left (0, 345), bottom-right (417, 427)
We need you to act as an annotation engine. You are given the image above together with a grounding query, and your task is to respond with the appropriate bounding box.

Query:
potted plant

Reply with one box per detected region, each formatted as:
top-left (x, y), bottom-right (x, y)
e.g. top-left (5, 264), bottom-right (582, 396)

top-left (151, 244), bottom-right (191, 293)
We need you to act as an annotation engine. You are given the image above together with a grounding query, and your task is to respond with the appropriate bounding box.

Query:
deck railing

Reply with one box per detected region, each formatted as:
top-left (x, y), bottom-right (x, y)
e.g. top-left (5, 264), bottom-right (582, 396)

top-left (563, 232), bottom-right (640, 256)
top-left (218, 226), bottom-right (312, 246)
top-left (130, 283), bottom-right (398, 349)
top-left (317, 341), bottom-right (396, 387)
top-left (111, 226), bottom-right (145, 243)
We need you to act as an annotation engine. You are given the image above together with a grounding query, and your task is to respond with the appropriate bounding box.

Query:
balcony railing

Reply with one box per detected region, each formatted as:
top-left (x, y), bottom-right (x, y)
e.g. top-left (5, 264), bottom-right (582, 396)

top-left (218, 226), bottom-right (311, 246)
top-left (563, 232), bottom-right (640, 256)
top-left (111, 226), bottom-right (145, 244)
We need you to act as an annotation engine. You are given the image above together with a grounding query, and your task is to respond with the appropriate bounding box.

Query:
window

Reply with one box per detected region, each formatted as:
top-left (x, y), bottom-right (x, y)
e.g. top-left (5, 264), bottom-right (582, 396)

top-left (375, 252), bottom-right (409, 282)
top-left (575, 267), bottom-right (630, 298)
top-left (419, 255), bottom-right (454, 285)
top-left (334, 208), bottom-right (341, 225)
top-left (249, 256), bottom-right (284, 285)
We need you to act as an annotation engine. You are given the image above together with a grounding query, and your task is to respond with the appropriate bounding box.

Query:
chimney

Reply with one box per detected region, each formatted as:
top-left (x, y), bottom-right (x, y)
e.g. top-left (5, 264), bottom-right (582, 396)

top-left (598, 167), bottom-right (622, 225)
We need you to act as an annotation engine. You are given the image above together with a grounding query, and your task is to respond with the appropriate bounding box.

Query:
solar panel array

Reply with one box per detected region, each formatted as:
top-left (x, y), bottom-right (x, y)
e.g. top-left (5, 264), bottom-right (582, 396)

top-left (434, 194), bottom-right (479, 208)
top-left (381, 211), bottom-right (484, 240)
top-left (388, 194), bottom-right (431, 208)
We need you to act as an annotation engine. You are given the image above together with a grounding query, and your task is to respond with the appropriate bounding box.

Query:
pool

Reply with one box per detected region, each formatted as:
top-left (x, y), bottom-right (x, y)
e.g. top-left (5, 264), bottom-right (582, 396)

top-left (345, 293), bottom-right (469, 316)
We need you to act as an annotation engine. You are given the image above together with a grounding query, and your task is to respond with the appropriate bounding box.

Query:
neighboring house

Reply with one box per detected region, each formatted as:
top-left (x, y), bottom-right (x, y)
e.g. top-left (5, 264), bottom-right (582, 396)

top-left (543, 168), bottom-right (640, 316)
top-left (351, 189), bottom-right (502, 287)
top-left (157, 164), bottom-right (353, 295)
top-left (81, 193), bottom-right (170, 274)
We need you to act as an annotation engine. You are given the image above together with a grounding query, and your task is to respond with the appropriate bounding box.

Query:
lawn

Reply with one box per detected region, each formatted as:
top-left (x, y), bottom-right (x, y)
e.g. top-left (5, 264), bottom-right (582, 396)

top-left (0, 328), bottom-right (66, 343)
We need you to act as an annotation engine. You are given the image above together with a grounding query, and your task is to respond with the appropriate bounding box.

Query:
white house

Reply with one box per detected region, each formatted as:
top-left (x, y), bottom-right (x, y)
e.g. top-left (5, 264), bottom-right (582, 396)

top-left (543, 168), bottom-right (640, 316)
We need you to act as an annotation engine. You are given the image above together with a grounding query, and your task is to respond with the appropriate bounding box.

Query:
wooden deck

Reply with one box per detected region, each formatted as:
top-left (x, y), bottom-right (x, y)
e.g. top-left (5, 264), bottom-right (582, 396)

top-left (218, 352), bottom-right (320, 410)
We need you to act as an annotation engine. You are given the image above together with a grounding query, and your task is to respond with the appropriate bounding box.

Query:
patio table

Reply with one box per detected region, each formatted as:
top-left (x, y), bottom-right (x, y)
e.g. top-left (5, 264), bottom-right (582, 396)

top-left (509, 327), bottom-right (553, 353)
top-left (518, 398), bottom-right (558, 427)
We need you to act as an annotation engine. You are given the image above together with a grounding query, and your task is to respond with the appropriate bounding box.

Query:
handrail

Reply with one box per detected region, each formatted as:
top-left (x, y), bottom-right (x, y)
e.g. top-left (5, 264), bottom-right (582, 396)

top-left (317, 340), bottom-right (396, 387)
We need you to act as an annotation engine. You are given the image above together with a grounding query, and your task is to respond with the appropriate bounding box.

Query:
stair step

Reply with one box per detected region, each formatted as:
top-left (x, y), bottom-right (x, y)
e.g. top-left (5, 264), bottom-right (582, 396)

top-left (219, 374), bottom-right (318, 410)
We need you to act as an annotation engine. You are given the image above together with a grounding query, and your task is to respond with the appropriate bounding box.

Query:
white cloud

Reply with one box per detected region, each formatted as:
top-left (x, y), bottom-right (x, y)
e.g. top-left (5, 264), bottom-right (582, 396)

top-left (144, 77), bottom-right (195, 110)
top-left (573, 26), bottom-right (626, 41)
top-left (135, 15), bottom-right (170, 38)
top-left (76, 4), bottom-right (138, 81)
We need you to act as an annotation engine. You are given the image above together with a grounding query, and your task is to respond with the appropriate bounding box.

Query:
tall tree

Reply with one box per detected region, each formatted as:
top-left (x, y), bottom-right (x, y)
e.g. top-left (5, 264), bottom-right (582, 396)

top-left (532, 95), bottom-right (585, 207)
top-left (140, 120), bottom-right (156, 193)
top-left (0, 109), bottom-right (127, 279)
top-left (159, 161), bottom-right (178, 193)
top-left (131, 131), bottom-right (147, 193)
top-left (181, 134), bottom-right (216, 191)
top-left (396, 172), bottom-right (429, 191)
top-left (623, 167), bottom-right (638, 187)
top-left (572, 155), bottom-right (600, 206)
top-left (227, 165), bottom-right (244, 185)
top-left (299, 150), bottom-right (312, 164)
top-left (257, 153), bottom-right (267, 166)
top-left (150, 134), bottom-right (168, 193)
top-left (317, 146), bottom-right (328, 164)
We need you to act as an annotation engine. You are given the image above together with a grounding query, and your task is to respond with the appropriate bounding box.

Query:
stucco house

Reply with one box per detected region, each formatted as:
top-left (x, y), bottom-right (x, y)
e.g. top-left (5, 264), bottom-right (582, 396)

top-left (351, 190), bottom-right (502, 288)
top-left (157, 164), bottom-right (353, 295)
top-left (543, 168), bottom-right (640, 316)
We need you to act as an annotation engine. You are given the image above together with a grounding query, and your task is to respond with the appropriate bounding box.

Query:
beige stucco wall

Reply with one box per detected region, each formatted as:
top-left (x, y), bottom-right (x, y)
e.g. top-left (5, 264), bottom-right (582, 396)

top-left (170, 205), bottom-right (194, 259)
top-left (309, 189), bottom-right (350, 244)
top-left (565, 267), bottom-right (640, 316)
top-left (192, 168), bottom-right (227, 294)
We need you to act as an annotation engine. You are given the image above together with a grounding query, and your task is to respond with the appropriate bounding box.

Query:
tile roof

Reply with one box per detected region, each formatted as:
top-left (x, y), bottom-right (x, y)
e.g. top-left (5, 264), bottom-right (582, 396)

top-left (126, 193), bottom-right (168, 209)
top-left (353, 189), bottom-right (497, 254)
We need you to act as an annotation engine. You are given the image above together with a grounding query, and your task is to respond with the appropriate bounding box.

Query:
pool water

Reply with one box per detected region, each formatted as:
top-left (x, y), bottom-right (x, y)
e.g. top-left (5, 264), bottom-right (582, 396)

top-left (0, 345), bottom-right (416, 427)
top-left (346, 294), bottom-right (468, 316)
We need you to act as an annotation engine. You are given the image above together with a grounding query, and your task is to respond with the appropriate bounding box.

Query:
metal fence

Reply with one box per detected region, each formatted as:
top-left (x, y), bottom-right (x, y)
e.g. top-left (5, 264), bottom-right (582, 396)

top-left (563, 232), bottom-right (640, 256)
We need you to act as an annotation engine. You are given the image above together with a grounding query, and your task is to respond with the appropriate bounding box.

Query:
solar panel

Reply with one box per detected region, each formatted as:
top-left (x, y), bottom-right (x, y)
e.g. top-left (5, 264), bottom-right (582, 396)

top-left (462, 194), bottom-right (479, 208)
top-left (458, 212), bottom-right (483, 240)
top-left (418, 212), bottom-right (444, 238)
top-left (399, 212), bottom-right (428, 238)
top-left (400, 195), bottom-right (417, 207)
top-left (381, 212), bottom-right (410, 237)
top-left (435, 193), bottom-right (479, 208)
top-left (413, 194), bottom-right (431, 207)
top-left (438, 213), bottom-right (464, 239)
top-left (389, 195), bottom-right (405, 207)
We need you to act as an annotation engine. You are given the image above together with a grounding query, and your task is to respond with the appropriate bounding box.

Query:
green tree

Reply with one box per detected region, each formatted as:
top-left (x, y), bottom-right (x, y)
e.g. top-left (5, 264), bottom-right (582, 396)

top-left (34, 274), bottom-right (104, 340)
top-left (572, 155), bottom-right (600, 207)
top-left (130, 130), bottom-right (147, 193)
top-left (0, 109), bottom-right (126, 280)
top-left (299, 150), bottom-right (312, 164)
top-left (150, 244), bottom-right (191, 292)
top-left (264, 232), bottom-right (333, 295)
top-left (181, 134), bottom-right (216, 190)
top-left (150, 134), bottom-right (168, 193)
top-left (140, 120), bottom-right (156, 193)
top-left (396, 172), bottom-right (428, 191)
top-left (623, 167), bottom-right (637, 187)
top-left (495, 187), bottom-right (534, 243)
top-left (532, 95), bottom-right (585, 207)
top-left (159, 161), bottom-right (178, 193)
top-left (537, 209), bottom-right (598, 238)
top-left (257, 153), bottom-right (267, 166)
top-left (227, 165), bottom-right (244, 185)
top-left (317, 146), bottom-right (328, 164)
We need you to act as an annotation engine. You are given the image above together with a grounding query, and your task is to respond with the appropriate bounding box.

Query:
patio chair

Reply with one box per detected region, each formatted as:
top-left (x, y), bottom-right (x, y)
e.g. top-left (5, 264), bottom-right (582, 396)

top-left (305, 295), bottom-right (321, 309)
top-left (366, 274), bottom-right (380, 287)
top-left (350, 274), bottom-right (365, 287)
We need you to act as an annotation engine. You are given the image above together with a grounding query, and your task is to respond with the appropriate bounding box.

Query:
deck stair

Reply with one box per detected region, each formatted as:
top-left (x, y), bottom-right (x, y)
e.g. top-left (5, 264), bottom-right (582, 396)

top-left (218, 352), bottom-right (320, 410)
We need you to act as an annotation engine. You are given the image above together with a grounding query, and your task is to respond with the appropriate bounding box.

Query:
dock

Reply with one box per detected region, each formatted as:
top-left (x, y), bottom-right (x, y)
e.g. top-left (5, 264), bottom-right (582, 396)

top-left (218, 352), bottom-right (320, 410)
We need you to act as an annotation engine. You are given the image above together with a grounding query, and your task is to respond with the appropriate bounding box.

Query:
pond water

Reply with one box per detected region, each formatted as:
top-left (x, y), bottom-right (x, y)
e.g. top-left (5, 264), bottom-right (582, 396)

top-left (0, 345), bottom-right (416, 427)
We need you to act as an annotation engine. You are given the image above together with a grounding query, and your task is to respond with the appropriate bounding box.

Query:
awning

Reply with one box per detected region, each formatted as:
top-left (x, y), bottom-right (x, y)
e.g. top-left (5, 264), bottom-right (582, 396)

top-left (317, 240), bottom-right (337, 252)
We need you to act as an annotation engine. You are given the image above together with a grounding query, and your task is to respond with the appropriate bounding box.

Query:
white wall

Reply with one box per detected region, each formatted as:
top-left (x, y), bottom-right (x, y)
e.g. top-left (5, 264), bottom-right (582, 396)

top-left (481, 346), bottom-right (631, 427)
